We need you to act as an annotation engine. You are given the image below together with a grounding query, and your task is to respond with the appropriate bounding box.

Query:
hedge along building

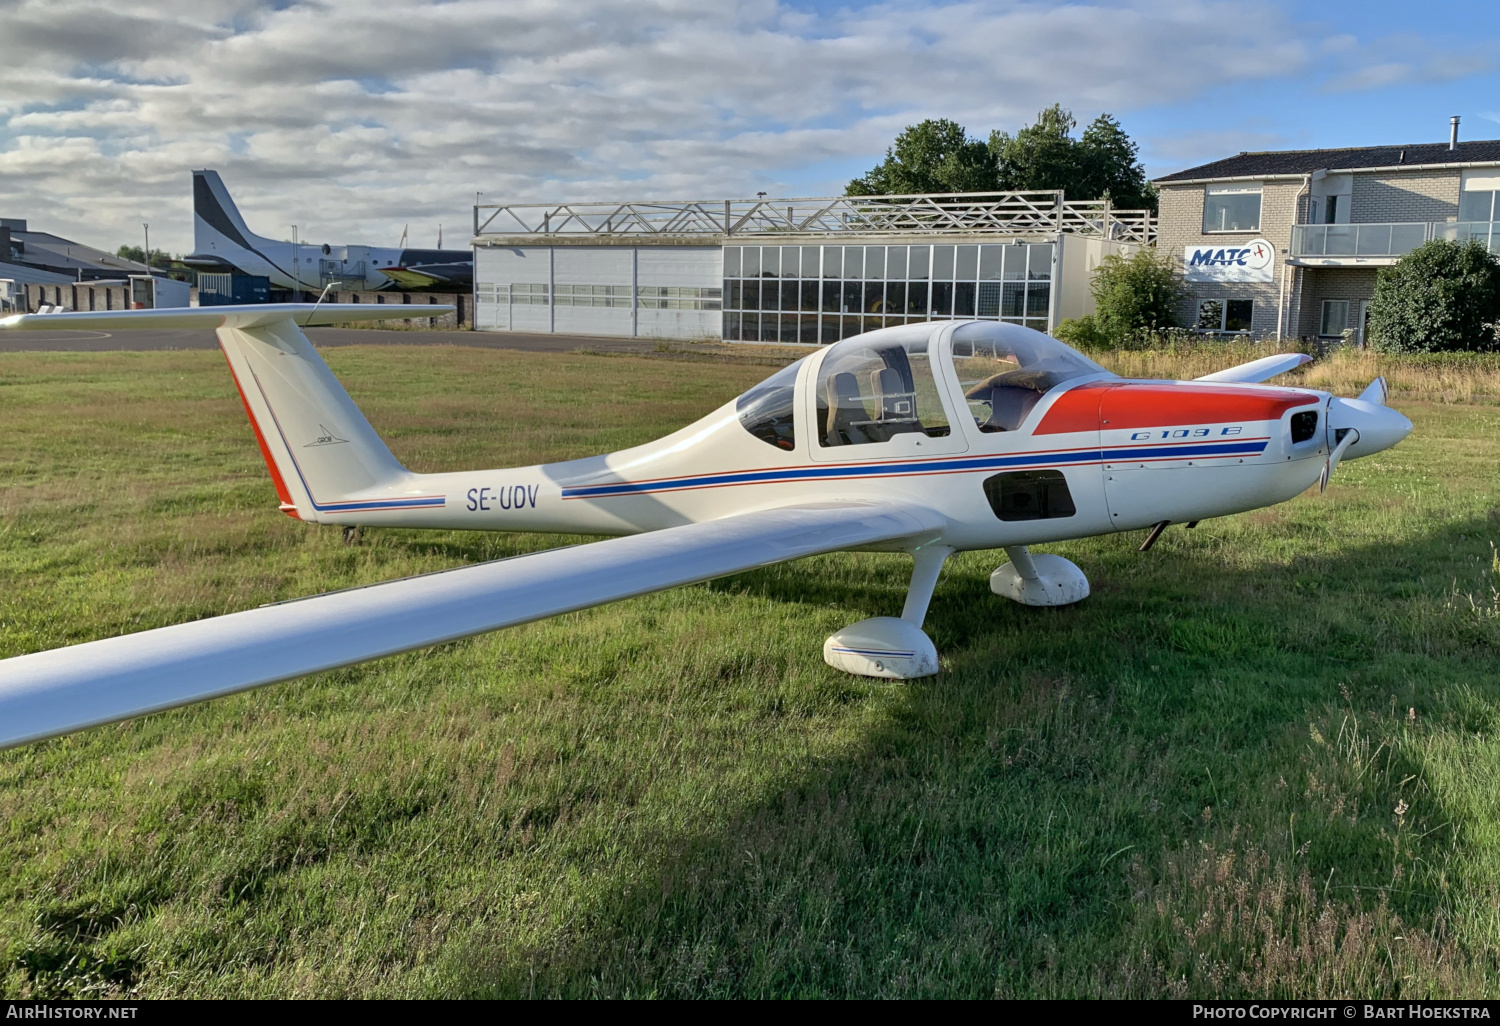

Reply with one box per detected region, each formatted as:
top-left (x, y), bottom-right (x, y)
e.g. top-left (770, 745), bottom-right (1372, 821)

top-left (1153, 121), bottom-right (1500, 343)
top-left (470, 192), bottom-right (1152, 343)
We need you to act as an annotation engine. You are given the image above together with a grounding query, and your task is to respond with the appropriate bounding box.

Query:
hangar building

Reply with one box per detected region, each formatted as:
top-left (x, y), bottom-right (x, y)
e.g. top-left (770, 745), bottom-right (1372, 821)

top-left (470, 192), bottom-right (1154, 344)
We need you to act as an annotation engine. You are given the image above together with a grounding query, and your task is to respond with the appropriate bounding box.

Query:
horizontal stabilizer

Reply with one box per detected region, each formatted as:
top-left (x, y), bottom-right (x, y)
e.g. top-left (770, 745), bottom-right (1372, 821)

top-left (0, 502), bottom-right (944, 749)
top-left (0, 303), bottom-right (454, 332)
top-left (1195, 352), bottom-right (1313, 384)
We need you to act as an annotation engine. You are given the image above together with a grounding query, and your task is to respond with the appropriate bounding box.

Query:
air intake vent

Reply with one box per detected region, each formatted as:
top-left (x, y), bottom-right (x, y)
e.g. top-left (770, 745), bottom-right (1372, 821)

top-left (1291, 410), bottom-right (1319, 444)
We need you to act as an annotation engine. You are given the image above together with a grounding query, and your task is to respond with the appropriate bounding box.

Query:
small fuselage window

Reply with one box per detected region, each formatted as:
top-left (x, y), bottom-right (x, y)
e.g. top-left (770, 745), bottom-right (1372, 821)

top-left (736, 360), bottom-right (800, 450)
top-left (1290, 410), bottom-right (1319, 444)
top-left (983, 470), bottom-right (1077, 521)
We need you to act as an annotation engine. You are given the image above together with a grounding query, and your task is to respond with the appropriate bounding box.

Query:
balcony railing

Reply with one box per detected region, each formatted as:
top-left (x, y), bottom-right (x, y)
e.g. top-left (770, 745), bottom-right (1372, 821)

top-left (1292, 221), bottom-right (1500, 259)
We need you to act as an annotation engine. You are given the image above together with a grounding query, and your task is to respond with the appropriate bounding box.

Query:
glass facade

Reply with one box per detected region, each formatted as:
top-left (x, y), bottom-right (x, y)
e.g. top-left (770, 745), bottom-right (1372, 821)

top-left (722, 242), bottom-right (1054, 344)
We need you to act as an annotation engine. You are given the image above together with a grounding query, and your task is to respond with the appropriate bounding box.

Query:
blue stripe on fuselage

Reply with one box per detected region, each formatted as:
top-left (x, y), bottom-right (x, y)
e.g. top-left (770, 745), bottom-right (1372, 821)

top-left (560, 439), bottom-right (1269, 499)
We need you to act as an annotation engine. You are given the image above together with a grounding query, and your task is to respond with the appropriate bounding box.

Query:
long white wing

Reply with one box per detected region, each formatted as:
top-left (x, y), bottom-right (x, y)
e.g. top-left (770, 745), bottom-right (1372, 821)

top-left (0, 503), bottom-right (943, 749)
top-left (0, 303), bottom-right (452, 331)
top-left (1195, 352), bottom-right (1313, 383)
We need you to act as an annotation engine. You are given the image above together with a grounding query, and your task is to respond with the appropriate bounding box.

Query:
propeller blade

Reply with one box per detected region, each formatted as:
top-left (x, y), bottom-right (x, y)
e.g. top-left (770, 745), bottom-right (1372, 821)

top-left (1357, 377), bottom-right (1388, 406)
top-left (1319, 428), bottom-right (1360, 493)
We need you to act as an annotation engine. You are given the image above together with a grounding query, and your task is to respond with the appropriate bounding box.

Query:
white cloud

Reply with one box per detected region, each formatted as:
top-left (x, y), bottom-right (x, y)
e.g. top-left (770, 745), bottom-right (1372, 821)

top-left (0, 0), bottom-right (1351, 253)
top-left (1319, 33), bottom-right (1492, 94)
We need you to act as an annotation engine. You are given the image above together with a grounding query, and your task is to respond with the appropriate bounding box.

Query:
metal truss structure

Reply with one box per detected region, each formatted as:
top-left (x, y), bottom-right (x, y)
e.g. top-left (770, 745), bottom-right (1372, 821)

top-left (474, 191), bottom-right (1155, 245)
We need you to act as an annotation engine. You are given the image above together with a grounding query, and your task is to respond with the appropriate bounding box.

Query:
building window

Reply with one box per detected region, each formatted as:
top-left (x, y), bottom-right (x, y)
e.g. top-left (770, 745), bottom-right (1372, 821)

top-left (638, 285), bottom-right (722, 310)
top-left (509, 283), bottom-right (549, 305)
top-left (1320, 300), bottom-right (1349, 337)
top-left (1197, 298), bottom-right (1253, 332)
top-left (721, 242), bottom-right (1053, 344)
top-left (1460, 189), bottom-right (1497, 223)
top-left (554, 284), bottom-right (631, 307)
top-left (1203, 183), bottom-right (1262, 233)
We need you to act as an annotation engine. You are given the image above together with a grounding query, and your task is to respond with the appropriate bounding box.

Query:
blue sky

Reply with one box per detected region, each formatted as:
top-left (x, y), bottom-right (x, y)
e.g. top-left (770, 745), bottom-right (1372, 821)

top-left (0, 0), bottom-right (1496, 253)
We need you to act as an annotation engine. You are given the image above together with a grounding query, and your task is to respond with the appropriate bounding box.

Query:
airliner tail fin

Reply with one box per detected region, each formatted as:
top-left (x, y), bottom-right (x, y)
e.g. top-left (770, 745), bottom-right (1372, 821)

top-left (194, 169), bottom-right (273, 252)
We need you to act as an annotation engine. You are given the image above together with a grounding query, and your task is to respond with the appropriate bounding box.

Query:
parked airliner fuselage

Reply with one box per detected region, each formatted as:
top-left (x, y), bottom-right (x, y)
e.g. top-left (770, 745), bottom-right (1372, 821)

top-left (185, 170), bottom-right (470, 291)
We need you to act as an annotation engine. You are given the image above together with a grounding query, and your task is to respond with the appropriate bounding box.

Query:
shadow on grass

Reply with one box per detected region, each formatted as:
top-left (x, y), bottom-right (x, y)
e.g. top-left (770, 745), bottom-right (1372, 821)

top-left (443, 515), bottom-right (1500, 997)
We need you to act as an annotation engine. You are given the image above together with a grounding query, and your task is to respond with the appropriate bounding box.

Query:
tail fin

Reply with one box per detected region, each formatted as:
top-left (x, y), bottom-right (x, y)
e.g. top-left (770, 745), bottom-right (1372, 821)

top-left (217, 317), bottom-right (431, 522)
top-left (194, 169), bottom-right (270, 252)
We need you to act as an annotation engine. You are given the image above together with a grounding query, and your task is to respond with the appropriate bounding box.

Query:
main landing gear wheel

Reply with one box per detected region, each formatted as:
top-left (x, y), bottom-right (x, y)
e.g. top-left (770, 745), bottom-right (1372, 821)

top-left (988, 546), bottom-right (1089, 607)
top-left (823, 543), bottom-right (950, 680)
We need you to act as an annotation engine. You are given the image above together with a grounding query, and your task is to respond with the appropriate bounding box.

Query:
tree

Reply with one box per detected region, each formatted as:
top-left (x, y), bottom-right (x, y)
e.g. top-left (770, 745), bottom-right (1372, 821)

top-left (1088, 248), bottom-right (1187, 345)
top-left (1366, 239), bottom-right (1500, 353)
top-left (116, 245), bottom-right (173, 269)
top-left (990, 105), bottom-right (1156, 212)
top-left (1078, 113), bottom-right (1154, 212)
top-left (846, 119), bottom-right (999, 196)
top-left (990, 104), bottom-right (1082, 195)
top-left (850, 107), bottom-right (1156, 211)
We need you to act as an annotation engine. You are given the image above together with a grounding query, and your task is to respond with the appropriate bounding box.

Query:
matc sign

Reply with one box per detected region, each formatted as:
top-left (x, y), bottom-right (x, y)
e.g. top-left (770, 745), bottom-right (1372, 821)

top-left (1183, 239), bottom-right (1274, 282)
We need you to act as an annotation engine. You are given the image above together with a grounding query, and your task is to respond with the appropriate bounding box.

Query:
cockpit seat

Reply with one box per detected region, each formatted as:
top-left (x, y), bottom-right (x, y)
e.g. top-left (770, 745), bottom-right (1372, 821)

top-left (825, 371), bottom-right (873, 446)
top-left (965, 369), bottom-right (1048, 433)
top-left (871, 367), bottom-right (920, 439)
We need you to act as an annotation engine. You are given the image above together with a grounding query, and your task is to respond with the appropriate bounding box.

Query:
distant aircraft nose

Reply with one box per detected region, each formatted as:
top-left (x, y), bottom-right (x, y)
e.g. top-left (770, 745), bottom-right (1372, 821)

top-left (1327, 396), bottom-right (1413, 459)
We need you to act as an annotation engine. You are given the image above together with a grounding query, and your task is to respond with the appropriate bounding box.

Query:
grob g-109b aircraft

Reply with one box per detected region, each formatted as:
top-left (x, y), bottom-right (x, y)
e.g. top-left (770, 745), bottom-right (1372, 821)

top-left (183, 170), bottom-right (473, 292)
top-left (0, 305), bottom-right (1411, 749)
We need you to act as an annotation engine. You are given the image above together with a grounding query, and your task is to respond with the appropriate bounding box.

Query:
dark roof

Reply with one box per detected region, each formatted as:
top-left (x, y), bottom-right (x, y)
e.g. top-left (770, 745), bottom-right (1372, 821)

top-left (1155, 139), bottom-right (1500, 183)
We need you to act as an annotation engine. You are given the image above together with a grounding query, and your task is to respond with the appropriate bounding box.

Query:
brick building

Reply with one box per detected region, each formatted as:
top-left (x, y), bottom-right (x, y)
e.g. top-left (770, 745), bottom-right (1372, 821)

top-left (1153, 131), bottom-right (1500, 343)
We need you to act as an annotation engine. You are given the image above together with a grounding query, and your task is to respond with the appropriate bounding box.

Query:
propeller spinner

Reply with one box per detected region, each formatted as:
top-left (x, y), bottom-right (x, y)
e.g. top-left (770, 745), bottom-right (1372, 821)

top-left (1321, 377), bottom-right (1411, 491)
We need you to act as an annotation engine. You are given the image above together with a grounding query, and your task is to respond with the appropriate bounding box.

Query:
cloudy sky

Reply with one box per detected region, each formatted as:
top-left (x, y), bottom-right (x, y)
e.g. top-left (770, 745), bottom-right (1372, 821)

top-left (1, 0), bottom-right (1495, 255)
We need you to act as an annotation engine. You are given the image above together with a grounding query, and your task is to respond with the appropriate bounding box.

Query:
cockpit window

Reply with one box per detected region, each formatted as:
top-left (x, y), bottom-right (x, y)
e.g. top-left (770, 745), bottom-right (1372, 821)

top-left (736, 360), bottom-right (801, 450)
top-left (817, 330), bottom-right (951, 447)
top-left (950, 322), bottom-right (1108, 433)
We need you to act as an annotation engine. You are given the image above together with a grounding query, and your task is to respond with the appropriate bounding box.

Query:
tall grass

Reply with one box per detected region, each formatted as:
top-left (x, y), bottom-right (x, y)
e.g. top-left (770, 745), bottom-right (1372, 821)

top-left (3, 345), bottom-right (1500, 996)
top-left (1094, 338), bottom-right (1500, 404)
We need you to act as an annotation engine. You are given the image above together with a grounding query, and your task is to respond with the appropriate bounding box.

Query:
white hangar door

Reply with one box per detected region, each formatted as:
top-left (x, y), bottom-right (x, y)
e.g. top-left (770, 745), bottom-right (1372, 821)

top-left (475, 247), bottom-right (551, 333)
top-left (637, 247), bottom-right (723, 340)
top-left (553, 248), bottom-right (634, 337)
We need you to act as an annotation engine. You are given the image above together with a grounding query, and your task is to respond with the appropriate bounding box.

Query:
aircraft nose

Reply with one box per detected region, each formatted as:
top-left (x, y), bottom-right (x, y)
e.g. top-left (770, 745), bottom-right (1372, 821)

top-left (1327, 396), bottom-right (1412, 459)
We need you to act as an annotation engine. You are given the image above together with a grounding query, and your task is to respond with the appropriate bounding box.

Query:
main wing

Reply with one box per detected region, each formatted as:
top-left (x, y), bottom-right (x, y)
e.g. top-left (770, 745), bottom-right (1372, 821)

top-left (0, 503), bottom-right (943, 749)
top-left (0, 303), bottom-right (454, 332)
top-left (1195, 352), bottom-right (1313, 384)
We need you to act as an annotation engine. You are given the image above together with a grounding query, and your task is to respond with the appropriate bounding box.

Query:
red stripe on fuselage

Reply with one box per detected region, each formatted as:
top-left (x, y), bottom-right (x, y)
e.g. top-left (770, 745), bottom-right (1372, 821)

top-left (1030, 380), bottom-right (1112, 434)
top-left (220, 345), bottom-right (300, 519)
top-left (1035, 381), bottom-right (1319, 435)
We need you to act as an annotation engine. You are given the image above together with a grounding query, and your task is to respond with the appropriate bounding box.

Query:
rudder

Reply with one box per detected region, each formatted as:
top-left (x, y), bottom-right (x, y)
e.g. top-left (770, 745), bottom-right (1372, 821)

top-left (218, 317), bottom-right (433, 522)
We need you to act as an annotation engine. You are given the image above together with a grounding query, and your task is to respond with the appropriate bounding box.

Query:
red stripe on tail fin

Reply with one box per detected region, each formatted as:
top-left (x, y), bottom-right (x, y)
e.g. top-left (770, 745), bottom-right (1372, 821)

top-left (220, 346), bottom-right (300, 519)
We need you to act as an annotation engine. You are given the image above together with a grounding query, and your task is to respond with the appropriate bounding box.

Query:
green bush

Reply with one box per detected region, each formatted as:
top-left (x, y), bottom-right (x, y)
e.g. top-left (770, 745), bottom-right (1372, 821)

top-left (1089, 249), bottom-right (1187, 347)
top-left (1367, 239), bottom-right (1500, 353)
top-left (1052, 315), bottom-right (1108, 351)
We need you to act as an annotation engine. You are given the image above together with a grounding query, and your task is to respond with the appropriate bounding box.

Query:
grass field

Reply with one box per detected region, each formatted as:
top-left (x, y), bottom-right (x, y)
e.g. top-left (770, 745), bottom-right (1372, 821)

top-left (3, 343), bottom-right (1500, 998)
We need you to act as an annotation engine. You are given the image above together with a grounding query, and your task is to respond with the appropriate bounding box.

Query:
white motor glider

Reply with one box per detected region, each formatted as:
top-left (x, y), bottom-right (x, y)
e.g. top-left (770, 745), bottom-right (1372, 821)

top-left (0, 305), bottom-right (1412, 749)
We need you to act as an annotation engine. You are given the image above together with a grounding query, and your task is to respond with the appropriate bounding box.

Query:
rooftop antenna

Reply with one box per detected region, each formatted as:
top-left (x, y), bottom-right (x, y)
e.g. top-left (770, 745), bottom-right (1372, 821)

top-left (142, 223), bottom-right (151, 273)
top-left (437, 224), bottom-right (442, 248)
top-left (1451, 115), bottom-right (1461, 151)
top-left (292, 225), bottom-right (303, 296)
